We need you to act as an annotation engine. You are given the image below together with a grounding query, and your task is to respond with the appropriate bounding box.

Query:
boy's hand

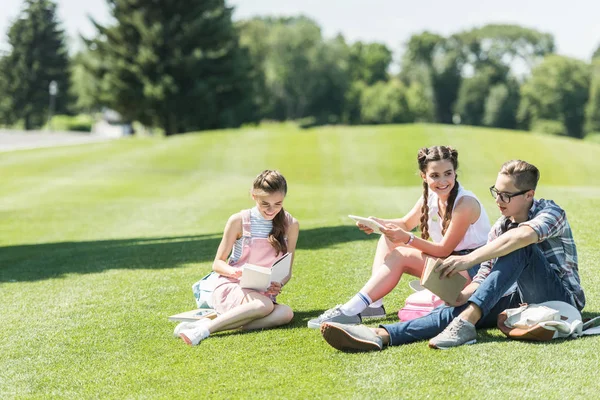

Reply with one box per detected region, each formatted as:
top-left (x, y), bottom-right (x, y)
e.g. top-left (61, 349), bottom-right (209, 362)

top-left (436, 255), bottom-right (475, 278)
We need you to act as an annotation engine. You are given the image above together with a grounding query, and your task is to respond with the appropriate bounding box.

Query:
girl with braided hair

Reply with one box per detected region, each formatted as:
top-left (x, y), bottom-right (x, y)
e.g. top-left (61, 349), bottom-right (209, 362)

top-left (308, 146), bottom-right (490, 328)
top-left (176, 170), bottom-right (300, 345)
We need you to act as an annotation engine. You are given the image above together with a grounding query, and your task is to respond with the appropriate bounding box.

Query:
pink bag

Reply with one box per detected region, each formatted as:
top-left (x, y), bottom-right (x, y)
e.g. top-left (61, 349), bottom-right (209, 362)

top-left (398, 289), bottom-right (445, 321)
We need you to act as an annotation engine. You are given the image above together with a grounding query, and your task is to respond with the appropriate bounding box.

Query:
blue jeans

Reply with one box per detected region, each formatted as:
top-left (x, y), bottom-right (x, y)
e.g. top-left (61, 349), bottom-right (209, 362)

top-left (382, 244), bottom-right (575, 346)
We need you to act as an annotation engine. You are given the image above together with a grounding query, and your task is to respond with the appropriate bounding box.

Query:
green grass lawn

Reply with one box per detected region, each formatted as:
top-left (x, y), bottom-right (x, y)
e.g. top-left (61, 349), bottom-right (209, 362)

top-left (1, 123), bottom-right (600, 399)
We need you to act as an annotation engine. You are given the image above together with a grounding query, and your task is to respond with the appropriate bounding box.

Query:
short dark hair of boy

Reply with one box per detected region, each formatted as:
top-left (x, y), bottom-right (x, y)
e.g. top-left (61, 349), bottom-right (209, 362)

top-left (499, 160), bottom-right (540, 190)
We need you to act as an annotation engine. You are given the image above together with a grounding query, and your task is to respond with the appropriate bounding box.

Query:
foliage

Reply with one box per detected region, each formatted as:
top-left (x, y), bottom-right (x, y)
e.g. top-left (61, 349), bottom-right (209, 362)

top-left (84, 0), bottom-right (258, 135)
top-left (519, 55), bottom-right (590, 138)
top-left (456, 24), bottom-right (555, 71)
top-left (47, 114), bottom-right (94, 132)
top-left (0, 0), bottom-right (71, 129)
top-left (238, 17), bottom-right (350, 123)
top-left (584, 59), bottom-right (600, 134)
top-left (360, 80), bottom-right (412, 124)
top-left (347, 41), bottom-right (392, 85)
top-left (400, 32), bottom-right (463, 124)
top-left (405, 82), bottom-right (435, 123)
top-left (483, 80), bottom-right (520, 129)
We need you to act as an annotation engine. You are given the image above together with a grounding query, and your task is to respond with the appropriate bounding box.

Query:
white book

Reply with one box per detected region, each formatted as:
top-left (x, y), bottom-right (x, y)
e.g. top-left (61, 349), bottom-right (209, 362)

top-left (348, 215), bottom-right (386, 234)
top-left (239, 252), bottom-right (292, 291)
top-left (168, 308), bottom-right (217, 322)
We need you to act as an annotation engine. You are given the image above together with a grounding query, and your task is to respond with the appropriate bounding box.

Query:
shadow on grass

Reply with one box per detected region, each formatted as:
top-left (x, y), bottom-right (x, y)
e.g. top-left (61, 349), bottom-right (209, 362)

top-left (0, 225), bottom-right (376, 283)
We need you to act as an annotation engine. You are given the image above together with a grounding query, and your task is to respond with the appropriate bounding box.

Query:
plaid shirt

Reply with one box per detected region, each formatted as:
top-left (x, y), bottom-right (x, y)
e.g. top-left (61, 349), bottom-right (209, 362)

top-left (473, 198), bottom-right (584, 310)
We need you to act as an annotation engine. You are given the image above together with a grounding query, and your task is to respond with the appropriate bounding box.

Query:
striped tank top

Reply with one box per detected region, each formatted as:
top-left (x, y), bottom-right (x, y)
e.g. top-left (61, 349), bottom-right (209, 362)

top-left (229, 207), bottom-right (273, 263)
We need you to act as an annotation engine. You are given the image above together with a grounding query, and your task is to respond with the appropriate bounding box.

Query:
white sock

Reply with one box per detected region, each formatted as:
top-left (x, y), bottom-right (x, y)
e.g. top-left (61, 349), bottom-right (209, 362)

top-left (192, 319), bottom-right (211, 339)
top-left (370, 299), bottom-right (383, 308)
top-left (340, 292), bottom-right (372, 316)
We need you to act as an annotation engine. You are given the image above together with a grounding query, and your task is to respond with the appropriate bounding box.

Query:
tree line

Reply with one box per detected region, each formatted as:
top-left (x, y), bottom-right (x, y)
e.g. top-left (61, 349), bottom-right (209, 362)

top-left (1, 0), bottom-right (599, 138)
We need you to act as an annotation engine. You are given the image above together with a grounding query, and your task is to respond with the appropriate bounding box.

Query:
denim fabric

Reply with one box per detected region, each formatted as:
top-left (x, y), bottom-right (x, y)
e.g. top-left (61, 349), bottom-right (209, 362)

top-left (381, 244), bottom-right (575, 346)
top-left (469, 244), bottom-right (575, 315)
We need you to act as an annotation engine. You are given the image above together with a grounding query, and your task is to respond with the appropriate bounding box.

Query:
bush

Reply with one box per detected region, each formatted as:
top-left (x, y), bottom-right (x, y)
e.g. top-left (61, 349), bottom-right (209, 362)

top-left (531, 119), bottom-right (566, 136)
top-left (48, 114), bottom-right (94, 132)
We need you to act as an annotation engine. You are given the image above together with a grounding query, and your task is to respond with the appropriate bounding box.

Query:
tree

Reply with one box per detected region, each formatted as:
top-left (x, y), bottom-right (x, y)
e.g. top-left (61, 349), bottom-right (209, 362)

top-left (347, 42), bottom-right (392, 85)
top-left (360, 80), bottom-right (412, 124)
top-left (518, 55), bottom-right (590, 138)
top-left (238, 16), bottom-right (350, 123)
top-left (400, 32), bottom-right (463, 124)
top-left (85, 0), bottom-right (257, 135)
top-left (0, 0), bottom-right (71, 129)
top-left (593, 43), bottom-right (600, 60)
top-left (483, 80), bottom-right (520, 129)
top-left (456, 24), bottom-right (555, 72)
top-left (585, 59), bottom-right (600, 134)
top-left (454, 65), bottom-right (508, 126)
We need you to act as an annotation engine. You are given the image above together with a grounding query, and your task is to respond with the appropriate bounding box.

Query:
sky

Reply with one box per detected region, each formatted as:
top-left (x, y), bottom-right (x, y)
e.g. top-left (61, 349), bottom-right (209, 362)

top-left (1, 0), bottom-right (599, 62)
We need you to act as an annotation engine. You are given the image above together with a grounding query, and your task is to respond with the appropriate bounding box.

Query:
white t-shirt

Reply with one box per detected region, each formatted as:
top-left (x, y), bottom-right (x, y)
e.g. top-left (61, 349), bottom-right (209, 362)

top-left (426, 186), bottom-right (490, 251)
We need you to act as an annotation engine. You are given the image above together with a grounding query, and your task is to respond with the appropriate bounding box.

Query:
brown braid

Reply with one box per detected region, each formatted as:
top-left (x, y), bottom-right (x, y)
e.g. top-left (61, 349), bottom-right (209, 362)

top-left (419, 180), bottom-right (430, 240)
top-left (252, 170), bottom-right (289, 255)
top-left (417, 146), bottom-right (459, 239)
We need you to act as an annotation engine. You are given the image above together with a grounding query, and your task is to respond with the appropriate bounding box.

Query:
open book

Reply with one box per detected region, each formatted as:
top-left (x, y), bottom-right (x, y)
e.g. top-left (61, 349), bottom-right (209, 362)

top-left (420, 257), bottom-right (466, 304)
top-left (168, 308), bottom-right (217, 322)
top-left (239, 252), bottom-right (292, 291)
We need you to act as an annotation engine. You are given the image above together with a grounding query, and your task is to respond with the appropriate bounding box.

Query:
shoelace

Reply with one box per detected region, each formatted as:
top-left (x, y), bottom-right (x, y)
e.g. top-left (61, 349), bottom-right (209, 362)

top-left (319, 305), bottom-right (343, 320)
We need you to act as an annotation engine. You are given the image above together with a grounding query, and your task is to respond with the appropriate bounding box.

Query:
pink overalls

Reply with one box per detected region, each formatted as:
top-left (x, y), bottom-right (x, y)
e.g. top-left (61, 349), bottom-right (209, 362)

top-left (211, 209), bottom-right (291, 315)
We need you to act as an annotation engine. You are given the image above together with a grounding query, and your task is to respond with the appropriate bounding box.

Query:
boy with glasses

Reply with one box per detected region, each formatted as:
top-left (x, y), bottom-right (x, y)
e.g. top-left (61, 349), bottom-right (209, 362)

top-left (320, 160), bottom-right (584, 351)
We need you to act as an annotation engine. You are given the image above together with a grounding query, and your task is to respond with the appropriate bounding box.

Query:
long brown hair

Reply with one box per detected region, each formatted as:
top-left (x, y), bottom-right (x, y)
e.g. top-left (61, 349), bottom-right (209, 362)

top-left (252, 170), bottom-right (289, 255)
top-left (418, 146), bottom-right (459, 240)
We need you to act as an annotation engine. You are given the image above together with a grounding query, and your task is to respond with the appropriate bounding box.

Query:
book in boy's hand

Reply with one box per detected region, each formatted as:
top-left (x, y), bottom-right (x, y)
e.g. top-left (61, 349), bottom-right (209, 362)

top-left (239, 252), bottom-right (292, 291)
top-left (168, 308), bottom-right (217, 322)
top-left (420, 257), bottom-right (466, 304)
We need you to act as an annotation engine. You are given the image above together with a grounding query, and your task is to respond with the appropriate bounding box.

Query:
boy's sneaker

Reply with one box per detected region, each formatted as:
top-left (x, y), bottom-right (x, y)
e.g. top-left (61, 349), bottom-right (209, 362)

top-left (321, 322), bottom-right (383, 352)
top-left (307, 305), bottom-right (362, 329)
top-left (428, 318), bottom-right (477, 350)
top-left (360, 305), bottom-right (386, 319)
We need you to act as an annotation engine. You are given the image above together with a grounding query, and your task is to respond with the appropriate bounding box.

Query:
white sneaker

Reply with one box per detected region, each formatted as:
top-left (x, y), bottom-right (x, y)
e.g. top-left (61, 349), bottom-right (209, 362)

top-left (179, 320), bottom-right (211, 346)
top-left (173, 321), bottom-right (198, 338)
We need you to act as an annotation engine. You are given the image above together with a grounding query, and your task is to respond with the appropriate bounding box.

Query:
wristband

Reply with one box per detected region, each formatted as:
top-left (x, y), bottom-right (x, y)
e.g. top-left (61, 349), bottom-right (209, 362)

top-left (405, 233), bottom-right (415, 246)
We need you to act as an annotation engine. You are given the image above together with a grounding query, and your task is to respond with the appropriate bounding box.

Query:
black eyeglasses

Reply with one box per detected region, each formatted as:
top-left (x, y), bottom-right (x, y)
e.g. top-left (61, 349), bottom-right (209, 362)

top-left (489, 186), bottom-right (531, 203)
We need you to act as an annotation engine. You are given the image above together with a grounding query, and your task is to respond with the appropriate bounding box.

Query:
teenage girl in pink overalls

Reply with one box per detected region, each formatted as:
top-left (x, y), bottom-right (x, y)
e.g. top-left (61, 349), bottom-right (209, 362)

top-left (177, 170), bottom-right (300, 346)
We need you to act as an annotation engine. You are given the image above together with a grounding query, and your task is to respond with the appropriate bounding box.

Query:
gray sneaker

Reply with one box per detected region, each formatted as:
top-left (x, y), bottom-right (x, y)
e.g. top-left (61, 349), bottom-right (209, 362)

top-left (429, 318), bottom-right (477, 350)
top-left (360, 305), bottom-right (386, 319)
top-left (307, 305), bottom-right (361, 329)
top-left (321, 322), bottom-right (383, 352)
top-left (409, 279), bottom-right (425, 292)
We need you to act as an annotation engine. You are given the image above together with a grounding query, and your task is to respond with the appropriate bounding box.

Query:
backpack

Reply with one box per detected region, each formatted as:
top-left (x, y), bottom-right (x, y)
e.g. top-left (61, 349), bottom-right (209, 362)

top-left (398, 289), bottom-right (445, 321)
top-left (497, 301), bottom-right (585, 341)
top-left (192, 272), bottom-right (219, 309)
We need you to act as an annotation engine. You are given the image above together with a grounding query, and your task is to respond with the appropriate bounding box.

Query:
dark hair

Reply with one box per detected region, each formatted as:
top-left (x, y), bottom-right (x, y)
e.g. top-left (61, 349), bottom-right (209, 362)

top-left (252, 170), bottom-right (288, 255)
top-left (499, 160), bottom-right (540, 190)
top-left (417, 146), bottom-right (459, 240)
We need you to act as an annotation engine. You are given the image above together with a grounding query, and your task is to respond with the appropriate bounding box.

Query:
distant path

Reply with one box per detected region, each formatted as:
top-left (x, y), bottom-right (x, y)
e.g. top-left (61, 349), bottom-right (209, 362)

top-left (0, 130), bottom-right (117, 152)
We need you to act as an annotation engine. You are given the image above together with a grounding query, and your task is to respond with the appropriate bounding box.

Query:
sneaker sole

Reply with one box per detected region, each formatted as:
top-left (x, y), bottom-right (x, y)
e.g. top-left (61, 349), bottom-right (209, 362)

top-left (360, 313), bottom-right (386, 320)
top-left (321, 323), bottom-right (381, 352)
top-left (428, 339), bottom-right (476, 350)
top-left (179, 333), bottom-right (194, 346)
